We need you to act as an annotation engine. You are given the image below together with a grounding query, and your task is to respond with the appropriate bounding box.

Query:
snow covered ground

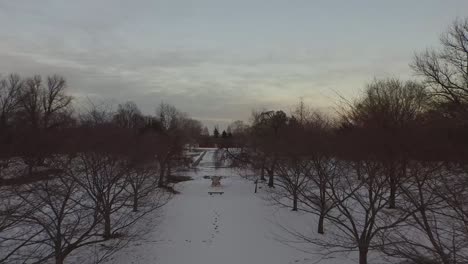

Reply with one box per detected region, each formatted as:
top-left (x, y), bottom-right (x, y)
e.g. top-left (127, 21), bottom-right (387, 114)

top-left (103, 149), bottom-right (353, 264)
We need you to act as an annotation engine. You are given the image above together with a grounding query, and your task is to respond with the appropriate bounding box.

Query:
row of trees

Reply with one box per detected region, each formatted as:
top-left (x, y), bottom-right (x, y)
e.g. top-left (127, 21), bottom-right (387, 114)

top-left (212, 126), bottom-right (233, 138)
top-left (0, 75), bottom-right (202, 263)
top-left (223, 17), bottom-right (468, 264)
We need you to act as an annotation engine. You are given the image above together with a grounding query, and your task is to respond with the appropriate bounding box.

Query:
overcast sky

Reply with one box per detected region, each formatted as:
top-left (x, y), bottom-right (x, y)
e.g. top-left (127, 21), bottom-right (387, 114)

top-left (1, 1), bottom-right (467, 128)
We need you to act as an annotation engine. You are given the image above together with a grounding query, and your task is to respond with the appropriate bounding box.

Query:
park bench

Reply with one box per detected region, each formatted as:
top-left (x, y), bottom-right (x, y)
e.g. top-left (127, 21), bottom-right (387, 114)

top-left (208, 191), bottom-right (224, 195)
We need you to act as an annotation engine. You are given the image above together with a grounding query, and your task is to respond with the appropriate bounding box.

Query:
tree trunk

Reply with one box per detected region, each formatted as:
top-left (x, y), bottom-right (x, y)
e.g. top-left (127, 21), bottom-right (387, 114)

top-left (317, 213), bottom-right (325, 234)
top-left (292, 191), bottom-right (298, 211)
top-left (28, 162), bottom-right (33, 176)
top-left (260, 165), bottom-right (266, 181)
top-left (389, 172), bottom-right (396, 209)
top-left (387, 160), bottom-right (399, 209)
top-left (359, 247), bottom-right (368, 264)
top-left (55, 239), bottom-right (64, 264)
top-left (55, 254), bottom-right (64, 264)
top-left (158, 163), bottom-right (166, 187)
top-left (356, 163), bottom-right (362, 181)
top-left (389, 183), bottom-right (396, 209)
top-left (133, 191), bottom-right (138, 212)
top-left (103, 213), bottom-right (111, 240)
top-left (267, 169), bottom-right (274, 188)
top-left (166, 163), bottom-right (172, 184)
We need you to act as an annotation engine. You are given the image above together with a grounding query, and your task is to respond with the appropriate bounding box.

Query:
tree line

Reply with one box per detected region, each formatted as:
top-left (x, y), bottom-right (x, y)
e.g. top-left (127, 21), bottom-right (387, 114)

top-left (221, 17), bottom-right (468, 264)
top-left (0, 75), bottom-right (202, 263)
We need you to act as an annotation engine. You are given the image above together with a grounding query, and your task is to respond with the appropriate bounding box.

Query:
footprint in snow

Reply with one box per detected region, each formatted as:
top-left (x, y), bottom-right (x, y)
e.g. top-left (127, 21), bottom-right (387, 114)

top-left (202, 239), bottom-right (213, 244)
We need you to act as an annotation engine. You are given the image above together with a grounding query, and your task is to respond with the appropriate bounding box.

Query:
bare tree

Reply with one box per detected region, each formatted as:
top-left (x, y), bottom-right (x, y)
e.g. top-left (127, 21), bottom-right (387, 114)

top-left (157, 102), bottom-right (180, 131)
top-left (42, 75), bottom-right (73, 129)
top-left (69, 124), bottom-right (171, 242)
top-left (201, 126), bottom-right (209, 137)
top-left (274, 157), bottom-right (311, 211)
top-left (79, 99), bottom-right (115, 127)
top-left (0, 186), bottom-right (37, 263)
top-left (1, 127), bottom-right (168, 264)
top-left (154, 103), bottom-right (196, 187)
top-left (305, 160), bottom-right (412, 264)
top-left (71, 151), bottom-right (129, 240)
top-left (13, 160), bottom-right (104, 264)
top-left (113, 101), bottom-right (145, 129)
top-left (228, 120), bottom-right (249, 136)
top-left (123, 133), bottom-right (168, 212)
top-left (153, 132), bottom-right (180, 188)
top-left (292, 111), bottom-right (339, 234)
top-left (181, 118), bottom-right (203, 147)
top-left (0, 74), bottom-right (22, 130)
top-left (17, 75), bottom-right (42, 129)
top-left (250, 110), bottom-right (288, 187)
top-left (412, 17), bottom-right (468, 116)
top-left (291, 97), bottom-right (311, 126)
top-left (17, 74), bottom-right (72, 130)
top-left (13, 74), bottom-right (73, 174)
top-left (343, 78), bottom-right (429, 208)
top-left (299, 156), bottom-right (339, 234)
top-left (125, 164), bottom-right (159, 212)
top-left (380, 161), bottom-right (468, 264)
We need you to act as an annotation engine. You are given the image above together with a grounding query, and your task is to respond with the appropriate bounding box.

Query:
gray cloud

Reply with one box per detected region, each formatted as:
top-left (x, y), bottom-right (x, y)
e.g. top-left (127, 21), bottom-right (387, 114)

top-left (1, 0), bottom-right (467, 128)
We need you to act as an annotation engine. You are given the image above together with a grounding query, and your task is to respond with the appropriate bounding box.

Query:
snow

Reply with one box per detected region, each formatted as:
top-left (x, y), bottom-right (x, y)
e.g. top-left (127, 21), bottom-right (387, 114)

top-left (103, 149), bottom-right (353, 264)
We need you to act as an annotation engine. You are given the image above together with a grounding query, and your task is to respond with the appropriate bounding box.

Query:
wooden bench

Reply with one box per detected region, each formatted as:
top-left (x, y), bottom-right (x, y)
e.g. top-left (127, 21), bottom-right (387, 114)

top-left (208, 191), bottom-right (224, 195)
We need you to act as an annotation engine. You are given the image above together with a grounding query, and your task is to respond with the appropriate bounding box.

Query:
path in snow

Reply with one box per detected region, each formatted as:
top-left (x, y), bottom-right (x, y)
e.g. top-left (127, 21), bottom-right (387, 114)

top-left (104, 149), bottom-right (347, 264)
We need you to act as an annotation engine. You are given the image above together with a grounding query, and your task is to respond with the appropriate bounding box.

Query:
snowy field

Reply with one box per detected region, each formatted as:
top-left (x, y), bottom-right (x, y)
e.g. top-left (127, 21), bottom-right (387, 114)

top-left (102, 149), bottom-right (357, 264)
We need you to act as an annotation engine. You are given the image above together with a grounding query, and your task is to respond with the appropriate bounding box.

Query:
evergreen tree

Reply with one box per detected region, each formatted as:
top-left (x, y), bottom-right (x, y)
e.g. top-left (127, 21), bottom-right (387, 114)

top-left (213, 126), bottom-right (220, 138)
top-left (221, 130), bottom-right (227, 138)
